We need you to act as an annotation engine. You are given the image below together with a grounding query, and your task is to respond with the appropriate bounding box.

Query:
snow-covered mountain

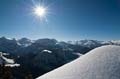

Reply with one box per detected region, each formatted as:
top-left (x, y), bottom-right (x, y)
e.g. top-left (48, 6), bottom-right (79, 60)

top-left (0, 37), bottom-right (120, 48)
top-left (17, 38), bottom-right (33, 47)
top-left (68, 40), bottom-right (102, 47)
top-left (1, 37), bottom-right (120, 78)
top-left (68, 40), bottom-right (120, 48)
top-left (36, 45), bottom-right (120, 79)
top-left (0, 52), bottom-right (20, 67)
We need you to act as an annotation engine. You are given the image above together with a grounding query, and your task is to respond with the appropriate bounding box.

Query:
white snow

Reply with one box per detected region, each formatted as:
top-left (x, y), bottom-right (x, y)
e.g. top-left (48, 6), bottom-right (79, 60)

top-left (73, 53), bottom-right (83, 56)
top-left (0, 52), bottom-right (14, 64)
top-left (36, 45), bottom-right (120, 79)
top-left (0, 52), bottom-right (20, 67)
top-left (2, 56), bottom-right (14, 64)
top-left (17, 41), bottom-right (32, 47)
top-left (42, 50), bottom-right (52, 54)
top-left (110, 40), bottom-right (120, 45)
top-left (5, 63), bottom-right (20, 67)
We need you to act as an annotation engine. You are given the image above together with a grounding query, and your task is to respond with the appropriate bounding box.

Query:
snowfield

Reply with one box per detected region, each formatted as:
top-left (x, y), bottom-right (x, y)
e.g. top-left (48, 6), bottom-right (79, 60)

top-left (0, 52), bottom-right (20, 67)
top-left (42, 50), bottom-right (52, 54)
top-left (0, 52), bottom-right (14, 64)
top-left (36, 45), bottom-right (120, 79)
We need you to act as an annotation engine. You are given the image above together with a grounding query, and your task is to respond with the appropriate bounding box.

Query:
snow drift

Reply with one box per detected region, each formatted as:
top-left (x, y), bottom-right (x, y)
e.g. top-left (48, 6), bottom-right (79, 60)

top-left (0, 52), bottom-right (20, 67)
top-left (36, 45), bottom-right (120, 79)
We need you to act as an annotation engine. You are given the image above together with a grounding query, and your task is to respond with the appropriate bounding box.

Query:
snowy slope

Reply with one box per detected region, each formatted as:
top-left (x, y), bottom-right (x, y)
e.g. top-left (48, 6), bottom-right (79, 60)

top-left (0, 52), bottom-right (20, 67)
top-left (0, 52), bottom-right (14, 64)
top-left (36, 45), bottom-right (120, 79)
top-left (42, 50), bottom-right (52, 53)
top-left (2, 56), bottom-right (14, 64)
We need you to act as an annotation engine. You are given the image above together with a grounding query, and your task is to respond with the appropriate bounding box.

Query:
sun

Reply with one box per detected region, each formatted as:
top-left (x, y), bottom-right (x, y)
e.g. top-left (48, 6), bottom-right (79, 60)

top-left (34, 6), bottom-right (46, 17)
top-left (32, 0), bottom-right (51, 21)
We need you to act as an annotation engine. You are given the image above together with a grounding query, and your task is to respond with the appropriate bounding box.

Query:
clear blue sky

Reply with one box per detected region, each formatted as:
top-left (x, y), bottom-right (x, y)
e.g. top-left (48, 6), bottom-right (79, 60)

top-left (0, 0), bottom-right (120, 41)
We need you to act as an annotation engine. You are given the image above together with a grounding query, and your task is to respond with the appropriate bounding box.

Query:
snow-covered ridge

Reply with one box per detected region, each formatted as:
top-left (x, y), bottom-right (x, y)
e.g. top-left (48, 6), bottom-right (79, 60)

top-left (36, 45), bottom-right (120, 79)
top-left (0, 52), bottom-right (20, 67)
top-left (17, 38), bottom-right (34, 47)
top-left (68, 40), bottom-right (120, 48)
top-left (42, 50), bottom-right (52, 53)
top-left (1, 37), bottom-right (120, 48)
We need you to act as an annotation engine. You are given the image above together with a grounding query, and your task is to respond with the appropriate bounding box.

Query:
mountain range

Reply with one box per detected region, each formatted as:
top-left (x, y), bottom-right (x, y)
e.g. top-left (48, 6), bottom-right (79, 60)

top-left (0, 36), bottom-right (120, 78)
top-left (36, 45), bottom-right (120, 79)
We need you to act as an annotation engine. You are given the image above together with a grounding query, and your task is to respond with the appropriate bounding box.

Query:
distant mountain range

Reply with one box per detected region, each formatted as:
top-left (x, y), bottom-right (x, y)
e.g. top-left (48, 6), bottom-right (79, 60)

top-left (0, 37), bottom-right (120, 51)
top-left (0, 36), bottom-right (120, 79)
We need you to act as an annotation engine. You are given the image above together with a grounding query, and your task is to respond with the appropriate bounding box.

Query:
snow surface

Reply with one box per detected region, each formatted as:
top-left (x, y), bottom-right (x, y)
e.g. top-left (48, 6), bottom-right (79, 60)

top-left (36, 45), bottom-right (120, 79)
top-left (2, 56), bottom-right (14, 64)
top-left (0, 52), bottom-right (14, 64)
top-left (73, 53), bottom-right (83, 56)
top-left (0, 52), bottom-right (20, 67)
top-left (5, 63), bottom-right (20, 67)
top-left (42, 50), bottom-right (52, 53)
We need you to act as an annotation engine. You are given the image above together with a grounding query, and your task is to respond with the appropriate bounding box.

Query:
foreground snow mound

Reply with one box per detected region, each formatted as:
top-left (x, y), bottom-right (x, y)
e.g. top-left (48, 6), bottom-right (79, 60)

top-left (36, 45), bottom-right (120, 79)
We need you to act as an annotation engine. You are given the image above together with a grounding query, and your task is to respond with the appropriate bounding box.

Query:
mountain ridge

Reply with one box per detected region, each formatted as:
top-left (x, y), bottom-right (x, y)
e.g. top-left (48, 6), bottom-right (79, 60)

top-left (36, 45), bottom-right (120, 79)
top-left (0, 36), bottom-right (120, 79)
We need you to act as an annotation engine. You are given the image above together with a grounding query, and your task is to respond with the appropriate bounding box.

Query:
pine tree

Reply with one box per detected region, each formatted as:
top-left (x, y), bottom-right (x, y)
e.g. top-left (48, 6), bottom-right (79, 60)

top-left (0, 65), bottom-right (13, 79)
top-left (25, 73), bottom-right (33, 79)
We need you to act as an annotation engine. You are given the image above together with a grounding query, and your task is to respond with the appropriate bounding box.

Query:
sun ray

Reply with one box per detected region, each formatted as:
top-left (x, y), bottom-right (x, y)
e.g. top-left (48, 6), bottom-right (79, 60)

top-left (34, 6), bottom-right (46, 17)
top-left (31, 0), bottom-right (56, 22)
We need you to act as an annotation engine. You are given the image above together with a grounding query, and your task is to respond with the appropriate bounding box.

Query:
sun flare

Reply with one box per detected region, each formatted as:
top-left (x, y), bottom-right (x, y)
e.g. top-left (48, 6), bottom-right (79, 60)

top-left (34, 6), bottom-right (46, 17)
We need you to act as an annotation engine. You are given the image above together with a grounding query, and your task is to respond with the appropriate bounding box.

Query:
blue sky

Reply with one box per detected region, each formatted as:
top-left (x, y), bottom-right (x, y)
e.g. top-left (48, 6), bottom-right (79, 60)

top-left (0, 0), bottom-right (120, 41)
